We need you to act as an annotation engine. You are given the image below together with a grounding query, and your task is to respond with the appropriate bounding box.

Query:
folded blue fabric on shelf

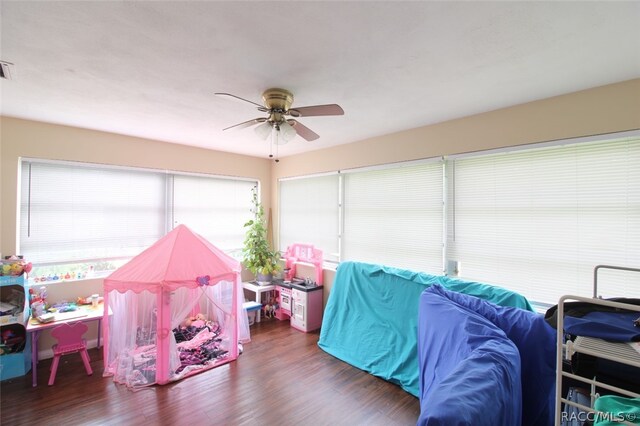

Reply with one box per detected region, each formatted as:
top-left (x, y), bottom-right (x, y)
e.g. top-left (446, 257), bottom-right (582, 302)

top-left (564, 311), bottom-right (640, 342)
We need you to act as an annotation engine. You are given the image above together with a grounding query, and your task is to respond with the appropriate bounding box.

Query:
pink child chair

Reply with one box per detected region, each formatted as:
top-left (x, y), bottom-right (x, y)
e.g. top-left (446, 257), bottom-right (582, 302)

top-left (48, 321), bottom-right (93, 386)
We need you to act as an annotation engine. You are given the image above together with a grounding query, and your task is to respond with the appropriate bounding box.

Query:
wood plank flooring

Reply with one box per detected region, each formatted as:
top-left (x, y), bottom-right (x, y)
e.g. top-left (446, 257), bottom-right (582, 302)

top-left (0, 319), bottom-right (419, 425)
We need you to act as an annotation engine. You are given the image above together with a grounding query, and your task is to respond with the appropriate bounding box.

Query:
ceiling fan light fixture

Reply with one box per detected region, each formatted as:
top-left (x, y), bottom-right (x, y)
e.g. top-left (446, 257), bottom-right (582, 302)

top-left (279, 121), bottom-right (297, 143)
top-left (254, 121), bottom-right (272, 140)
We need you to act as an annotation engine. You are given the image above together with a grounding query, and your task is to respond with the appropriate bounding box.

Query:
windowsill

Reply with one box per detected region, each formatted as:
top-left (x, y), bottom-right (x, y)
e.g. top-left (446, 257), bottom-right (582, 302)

top-left (530, 301), bottom-right (553, 315)
top-left (322, 262), bottom-right (338, 272)
top-left (27, 274), bottom-right (107, 286)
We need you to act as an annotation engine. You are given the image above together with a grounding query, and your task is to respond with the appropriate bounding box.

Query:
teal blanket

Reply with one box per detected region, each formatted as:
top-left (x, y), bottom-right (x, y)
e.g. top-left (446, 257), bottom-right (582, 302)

top-left (317, 261), bottom-right (533, 397)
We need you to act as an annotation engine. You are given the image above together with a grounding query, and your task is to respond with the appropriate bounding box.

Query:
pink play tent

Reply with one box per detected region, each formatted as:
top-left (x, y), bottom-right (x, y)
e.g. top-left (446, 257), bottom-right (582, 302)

top-left (102, 225), bottom-right (250, 388)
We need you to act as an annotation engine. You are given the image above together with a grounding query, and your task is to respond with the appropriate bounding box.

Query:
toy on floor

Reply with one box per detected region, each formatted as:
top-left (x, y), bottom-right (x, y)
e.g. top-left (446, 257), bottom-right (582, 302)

top-left (263, 297), bottom-right (278, 319)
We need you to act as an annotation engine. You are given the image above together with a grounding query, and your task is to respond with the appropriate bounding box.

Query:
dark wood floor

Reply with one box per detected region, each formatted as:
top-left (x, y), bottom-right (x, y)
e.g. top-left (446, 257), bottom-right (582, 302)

top-left (0, 319), bottom-right (419, 425)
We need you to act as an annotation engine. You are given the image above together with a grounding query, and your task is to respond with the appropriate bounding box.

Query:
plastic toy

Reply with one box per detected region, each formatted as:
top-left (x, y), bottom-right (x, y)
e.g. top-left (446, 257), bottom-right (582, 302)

top-left (283, 243), bottom-right (324, 285)
top-left (2, 329), bottom-right (15, 344)
top-left (263, 297), bottom-right (278, 318)
top-left (10, 263), bottom-right (22, 275)
top-left (0, 255), bottom-right (32, 277)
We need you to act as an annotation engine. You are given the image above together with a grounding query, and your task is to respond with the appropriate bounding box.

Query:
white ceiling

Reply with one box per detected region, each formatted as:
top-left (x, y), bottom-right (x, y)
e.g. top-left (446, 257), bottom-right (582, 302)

top-left (1, 1), bottom-right (639, 159)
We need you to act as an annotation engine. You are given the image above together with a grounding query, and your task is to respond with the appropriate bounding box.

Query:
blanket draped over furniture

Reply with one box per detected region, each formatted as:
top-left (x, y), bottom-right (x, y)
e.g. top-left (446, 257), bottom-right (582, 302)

top-left (418, 285), bottom-right (556, 426)
top-left (317, 261), bottom-right (533, 398)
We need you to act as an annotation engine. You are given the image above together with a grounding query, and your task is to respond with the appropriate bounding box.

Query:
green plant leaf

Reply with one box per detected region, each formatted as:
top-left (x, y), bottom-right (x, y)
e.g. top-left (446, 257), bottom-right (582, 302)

top-left (241, 186), bottom-right (281, 275)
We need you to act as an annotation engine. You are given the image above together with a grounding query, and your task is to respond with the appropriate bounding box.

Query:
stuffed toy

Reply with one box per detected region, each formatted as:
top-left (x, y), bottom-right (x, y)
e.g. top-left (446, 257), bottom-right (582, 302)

top-left (191, 313), bottom-right (207, 328)
top-left (180, 313), bottom-right (208, 329)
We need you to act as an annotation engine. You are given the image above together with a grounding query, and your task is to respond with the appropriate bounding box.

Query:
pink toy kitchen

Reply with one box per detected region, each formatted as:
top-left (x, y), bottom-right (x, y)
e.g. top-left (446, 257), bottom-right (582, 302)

top-left (274, 244), bottom-right (324, 333)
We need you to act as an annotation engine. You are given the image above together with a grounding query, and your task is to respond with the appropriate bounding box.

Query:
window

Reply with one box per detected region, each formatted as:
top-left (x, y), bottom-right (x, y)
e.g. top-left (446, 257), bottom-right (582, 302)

top-left (20, 161), bottom-right (166, 266)
top-left (172, 174), bottom-right (255, 253)
top-left (19, 159), bottom-right (256, 279)
top-left (447, 135), bottom-right (640, 303)
top-left (342, 161), bottom-right (444, 273)
top-left (279, 174), bottom-right (340, 262)
top-left (277, 131), bottom-right (638, 304)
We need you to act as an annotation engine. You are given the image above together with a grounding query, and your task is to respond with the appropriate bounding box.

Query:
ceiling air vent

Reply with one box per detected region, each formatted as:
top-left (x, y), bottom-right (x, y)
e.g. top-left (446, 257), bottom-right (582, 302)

top-left (0, 61), bottom-right (15, 80)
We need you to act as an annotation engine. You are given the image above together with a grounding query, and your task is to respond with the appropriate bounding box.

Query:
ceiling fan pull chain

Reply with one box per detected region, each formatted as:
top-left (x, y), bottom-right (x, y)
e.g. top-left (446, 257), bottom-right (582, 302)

top-left (269, 128), bottom-right (274, 159)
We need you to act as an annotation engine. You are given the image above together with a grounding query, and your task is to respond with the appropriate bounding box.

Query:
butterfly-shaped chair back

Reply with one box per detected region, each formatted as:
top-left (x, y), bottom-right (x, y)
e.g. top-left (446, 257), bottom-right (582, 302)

top-left (48, 321), bottom-right (93, 385)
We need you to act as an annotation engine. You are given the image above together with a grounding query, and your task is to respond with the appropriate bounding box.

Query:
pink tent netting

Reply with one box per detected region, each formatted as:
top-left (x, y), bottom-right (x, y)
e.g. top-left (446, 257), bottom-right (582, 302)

top-left (102, 225), bottom-right (250, 388)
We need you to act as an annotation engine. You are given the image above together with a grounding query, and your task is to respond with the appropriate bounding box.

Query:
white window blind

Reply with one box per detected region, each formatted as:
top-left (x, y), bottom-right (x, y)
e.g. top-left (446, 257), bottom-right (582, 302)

top-left (279, 174), bottom-right (339, 262)
top-left (342, 161), bottom-right (444, 274)
top-left (172, 175), bottom-right (255, 251)
top-left (20, 161), bottom-right (166, 264)
top-left (447, 136), bottom-right (640, 303)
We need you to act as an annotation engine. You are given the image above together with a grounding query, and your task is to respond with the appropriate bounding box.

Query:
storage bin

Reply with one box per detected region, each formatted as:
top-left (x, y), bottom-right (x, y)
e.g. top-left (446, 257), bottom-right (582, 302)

top-left (0, 275), bottom-right (31, 380)
top-left (243, 301), bottom-right (262, 326)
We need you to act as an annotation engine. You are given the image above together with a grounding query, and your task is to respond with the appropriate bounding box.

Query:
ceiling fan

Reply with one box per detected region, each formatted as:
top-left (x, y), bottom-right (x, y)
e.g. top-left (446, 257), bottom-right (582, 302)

top-left (215, 88), bottom-right (344, 147)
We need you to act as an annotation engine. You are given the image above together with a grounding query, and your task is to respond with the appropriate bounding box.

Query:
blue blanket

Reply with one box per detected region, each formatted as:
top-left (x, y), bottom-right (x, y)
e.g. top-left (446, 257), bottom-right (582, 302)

top-left (317, 261), bottom-right (533, 397)
top-left (418, 286), bottom-right (522, 425)
top-left (419, 285), bottom-right (556, 426)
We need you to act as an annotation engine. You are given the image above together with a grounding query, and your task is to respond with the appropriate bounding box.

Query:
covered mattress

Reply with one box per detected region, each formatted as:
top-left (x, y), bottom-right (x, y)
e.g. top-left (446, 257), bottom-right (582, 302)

top-left (317, 261), bottom-right (533, 397)
top-left (418, 285), bottom-right (556, 426)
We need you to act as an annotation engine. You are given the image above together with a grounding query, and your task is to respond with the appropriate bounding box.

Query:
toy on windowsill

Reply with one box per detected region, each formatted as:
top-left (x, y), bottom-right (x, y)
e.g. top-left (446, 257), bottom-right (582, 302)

top-left (0, 255), bottom-right (32, 277)
top-left (32, 269), bottom-right (89, 283)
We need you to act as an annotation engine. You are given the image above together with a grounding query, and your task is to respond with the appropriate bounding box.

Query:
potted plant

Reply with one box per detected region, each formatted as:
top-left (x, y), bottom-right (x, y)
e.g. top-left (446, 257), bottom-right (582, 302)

top-left (242, 187), bottom-right (280, 284)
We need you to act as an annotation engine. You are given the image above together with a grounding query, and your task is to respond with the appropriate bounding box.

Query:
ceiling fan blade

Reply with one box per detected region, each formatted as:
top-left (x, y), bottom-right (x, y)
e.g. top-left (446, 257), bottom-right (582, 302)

top-left (287, 104), bottom-right (344, 118)
top-left (215, 92), bottom-right (265, 110)
top-left (222, 117), bottom-right (266, 131)
top-left (289, 119), bottom-right (320, 141)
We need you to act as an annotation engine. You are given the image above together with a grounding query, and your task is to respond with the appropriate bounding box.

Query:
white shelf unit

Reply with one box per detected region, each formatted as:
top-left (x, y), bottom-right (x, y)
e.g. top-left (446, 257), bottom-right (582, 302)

top-left (555, 295), bottom-right (640, 425)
